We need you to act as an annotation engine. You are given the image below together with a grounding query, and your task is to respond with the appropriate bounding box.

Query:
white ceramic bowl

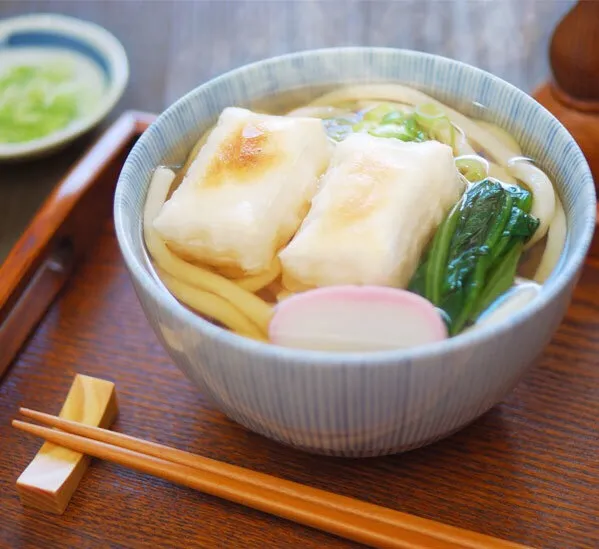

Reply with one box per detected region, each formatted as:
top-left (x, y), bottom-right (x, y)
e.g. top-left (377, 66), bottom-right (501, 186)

top-left (0, 14), bottom-right (129, 161)
top-left (114, 48), bottom-right (596, 457)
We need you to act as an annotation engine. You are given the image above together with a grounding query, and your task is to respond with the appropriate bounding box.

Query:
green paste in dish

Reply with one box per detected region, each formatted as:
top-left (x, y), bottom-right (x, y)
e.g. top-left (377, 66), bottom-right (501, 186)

top-left (0, 63), bottom-right (98, 144)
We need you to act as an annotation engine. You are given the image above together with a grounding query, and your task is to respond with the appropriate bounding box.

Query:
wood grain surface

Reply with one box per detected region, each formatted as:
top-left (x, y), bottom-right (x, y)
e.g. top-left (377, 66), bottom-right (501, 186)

top-left (0, 112), bottom-right (154, 377)
top-left (1, 217), bottom-right (598, 548)
top-left (0, 0), bottom-right (575, 264)
top-left (16, 374), bottom-right (118, 515)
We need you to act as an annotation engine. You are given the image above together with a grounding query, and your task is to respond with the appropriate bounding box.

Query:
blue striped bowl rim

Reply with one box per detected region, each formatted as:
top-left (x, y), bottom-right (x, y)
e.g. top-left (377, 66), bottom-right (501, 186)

top-left (115, 47), bottom-right (596, 366)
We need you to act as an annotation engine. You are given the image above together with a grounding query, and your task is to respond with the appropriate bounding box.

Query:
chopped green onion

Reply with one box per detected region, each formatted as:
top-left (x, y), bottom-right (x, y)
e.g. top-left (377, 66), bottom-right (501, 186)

top-left (362, 103), bottom-right (396, 122)
top-left (414, 103), bottom-right (455, 150)
top-left (368, 124), bottom-right (415, 141)
top-left (381, 111), bottom-right (404, 125)
top-left (455, 155), bottom-right (489, 183)
top-left (414, 103), bottom-right (446, 124)
top-left (324, 106), bottom-right (431, 144)
top-left (0, 64), bottom-right (82, 143)
top-left (351, 120), bottom-right (366, 132)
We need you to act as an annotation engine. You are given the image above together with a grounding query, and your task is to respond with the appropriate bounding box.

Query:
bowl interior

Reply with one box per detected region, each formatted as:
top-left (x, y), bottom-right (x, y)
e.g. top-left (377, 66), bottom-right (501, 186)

top-left (115, 47), bottom-right (596, 362)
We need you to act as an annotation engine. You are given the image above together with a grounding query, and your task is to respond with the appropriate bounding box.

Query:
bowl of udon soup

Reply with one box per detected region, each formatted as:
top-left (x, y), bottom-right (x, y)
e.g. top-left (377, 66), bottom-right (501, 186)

top-left (115, 48), bottom-right (595, 457)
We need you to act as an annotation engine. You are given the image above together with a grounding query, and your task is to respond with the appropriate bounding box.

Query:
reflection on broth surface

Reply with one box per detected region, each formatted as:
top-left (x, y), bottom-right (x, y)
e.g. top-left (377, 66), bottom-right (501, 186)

top-left (143, 84), bottom-right (565, 351)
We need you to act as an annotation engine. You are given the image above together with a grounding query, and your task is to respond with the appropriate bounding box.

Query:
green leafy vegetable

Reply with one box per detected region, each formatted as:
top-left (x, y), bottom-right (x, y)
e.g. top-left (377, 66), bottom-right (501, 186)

top-left (472, 241), bottom-right (524, 319)
top-left (408, 179), bottom-right (540, 335)
top-left (322, 103), bottom-right (429, 143)
top-left (424, 203), bottom-right (461, 305)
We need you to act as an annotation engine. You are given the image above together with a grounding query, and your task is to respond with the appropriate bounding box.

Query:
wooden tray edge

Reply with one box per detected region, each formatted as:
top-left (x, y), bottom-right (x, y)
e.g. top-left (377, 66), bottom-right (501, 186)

top-left (0, 111), bottom-right (156, 378)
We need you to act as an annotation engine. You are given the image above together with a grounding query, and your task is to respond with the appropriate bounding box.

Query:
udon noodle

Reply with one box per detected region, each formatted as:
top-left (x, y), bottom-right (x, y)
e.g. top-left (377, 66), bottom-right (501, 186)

top-left (143, 84), bottom-right (566, 348)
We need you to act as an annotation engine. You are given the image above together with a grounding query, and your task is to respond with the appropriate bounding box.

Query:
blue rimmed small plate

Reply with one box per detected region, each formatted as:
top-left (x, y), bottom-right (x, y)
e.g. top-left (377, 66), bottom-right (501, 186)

top-left (0, 14), bottom-right (129, 161)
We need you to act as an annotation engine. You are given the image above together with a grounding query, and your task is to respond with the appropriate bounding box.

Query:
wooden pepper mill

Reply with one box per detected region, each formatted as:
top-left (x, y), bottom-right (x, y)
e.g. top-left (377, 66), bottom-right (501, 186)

top-left (534, 1), bottom-right (599, 189)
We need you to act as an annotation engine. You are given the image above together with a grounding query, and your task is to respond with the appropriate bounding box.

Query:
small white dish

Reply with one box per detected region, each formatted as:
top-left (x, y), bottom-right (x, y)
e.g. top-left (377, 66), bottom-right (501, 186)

top-left (0, 14), bottom-right (129, 161)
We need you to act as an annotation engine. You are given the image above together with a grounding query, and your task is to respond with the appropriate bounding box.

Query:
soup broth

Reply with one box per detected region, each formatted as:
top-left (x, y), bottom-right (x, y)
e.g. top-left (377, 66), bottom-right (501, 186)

top-left (143, 84), bottom-right (565, 350)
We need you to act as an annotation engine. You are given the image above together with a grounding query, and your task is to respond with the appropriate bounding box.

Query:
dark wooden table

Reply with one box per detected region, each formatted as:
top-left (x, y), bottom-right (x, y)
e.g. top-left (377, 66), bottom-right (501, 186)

top-left (2, 1), bottom-right (598, 548)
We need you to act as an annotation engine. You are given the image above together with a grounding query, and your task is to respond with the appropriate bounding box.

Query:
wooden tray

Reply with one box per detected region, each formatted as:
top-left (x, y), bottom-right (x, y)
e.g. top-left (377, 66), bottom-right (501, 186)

top-left (0, 113), bottom-right (597, 549)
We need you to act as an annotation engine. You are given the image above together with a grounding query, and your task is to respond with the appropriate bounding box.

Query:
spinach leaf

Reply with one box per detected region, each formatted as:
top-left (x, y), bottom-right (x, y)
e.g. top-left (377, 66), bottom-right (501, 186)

top-left (409, 179), bottom-right (539, 335)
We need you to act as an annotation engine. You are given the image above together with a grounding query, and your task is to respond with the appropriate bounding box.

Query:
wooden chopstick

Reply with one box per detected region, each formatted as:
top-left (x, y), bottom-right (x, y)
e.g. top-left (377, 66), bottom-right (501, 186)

top-left (13, 418), bottom-right (439, 549)
top-left (13, 409), bottom-right (531, 549)
top-left (18, 409), bottom-right (463, 540)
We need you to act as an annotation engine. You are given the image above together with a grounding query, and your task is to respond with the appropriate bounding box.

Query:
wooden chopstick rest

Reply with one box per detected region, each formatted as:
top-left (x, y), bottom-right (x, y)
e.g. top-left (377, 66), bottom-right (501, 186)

top-left (15, 374), bottom-right (118, 514)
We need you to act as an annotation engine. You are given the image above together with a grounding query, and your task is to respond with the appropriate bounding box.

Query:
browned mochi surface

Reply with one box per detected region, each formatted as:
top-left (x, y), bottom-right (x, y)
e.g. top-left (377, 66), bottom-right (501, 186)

top-left (322, 156), bottom-right (392, 230)
top-left (153, 107), bottom-right (332, 274)
top-left (204, 122), bottom-right (278, 187)
top-left (279, 134), bottom-right (463, 291)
